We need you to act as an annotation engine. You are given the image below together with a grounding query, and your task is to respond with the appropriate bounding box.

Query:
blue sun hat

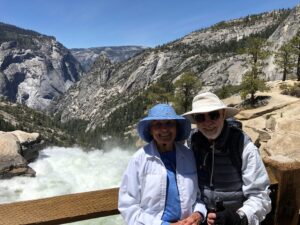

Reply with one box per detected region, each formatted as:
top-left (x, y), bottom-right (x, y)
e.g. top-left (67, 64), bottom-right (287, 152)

top-left (137, 103), bottom-right (191, 143)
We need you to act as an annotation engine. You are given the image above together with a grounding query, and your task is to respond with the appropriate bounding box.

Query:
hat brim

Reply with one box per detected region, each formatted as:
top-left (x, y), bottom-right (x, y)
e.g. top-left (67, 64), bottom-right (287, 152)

top-left (137, 118), bottom-right (191, 143)
top-left (183, 106), bottom-right (239, 124)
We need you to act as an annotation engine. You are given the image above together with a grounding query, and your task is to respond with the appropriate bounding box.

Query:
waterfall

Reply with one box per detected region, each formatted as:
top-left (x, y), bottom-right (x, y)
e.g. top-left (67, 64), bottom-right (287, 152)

top-left (0, 146), bottom-right (135, 225)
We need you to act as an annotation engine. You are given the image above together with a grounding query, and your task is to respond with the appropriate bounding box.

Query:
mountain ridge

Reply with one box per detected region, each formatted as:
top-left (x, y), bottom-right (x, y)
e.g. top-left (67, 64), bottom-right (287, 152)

top-left (55, 7), bottom-right (296, 133)
top-left (1, 5), bottom-right (300, 143)
top-left (0, 22), bottom-right (83, 111)
top-left (70, 46), bottom-right (148, 72)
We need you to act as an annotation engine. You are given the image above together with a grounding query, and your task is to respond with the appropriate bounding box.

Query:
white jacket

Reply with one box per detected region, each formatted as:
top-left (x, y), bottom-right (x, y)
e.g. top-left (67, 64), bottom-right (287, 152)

top-left (118, 141), bottom-right (207, 225)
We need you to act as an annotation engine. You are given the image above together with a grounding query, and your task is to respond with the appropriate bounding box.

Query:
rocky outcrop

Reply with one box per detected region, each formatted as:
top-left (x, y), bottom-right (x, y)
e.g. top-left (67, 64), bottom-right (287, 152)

top-left (0, 23), bottom-right (83, 111)
top-left (0, 130), bottom-right (43, 178)
top-left (227, 80), bottom-right (300, 166)
top-left (55, 8), bottom-right (297, 129)
top-left (224, 81), bottom-right (300, 224)
top-left (264, 4), bottom-right (300, 80)
top-left (70, 46), bottom-right (147, 72)
top-left (200, 5), bottom-right (300, 92)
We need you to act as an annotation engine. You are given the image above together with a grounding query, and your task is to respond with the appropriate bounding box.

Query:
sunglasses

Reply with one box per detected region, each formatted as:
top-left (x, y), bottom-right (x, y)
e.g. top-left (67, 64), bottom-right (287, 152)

top-left (193, 111), bottom-right (221, 123)
top-left (150, 120), bottom-right (177, 129)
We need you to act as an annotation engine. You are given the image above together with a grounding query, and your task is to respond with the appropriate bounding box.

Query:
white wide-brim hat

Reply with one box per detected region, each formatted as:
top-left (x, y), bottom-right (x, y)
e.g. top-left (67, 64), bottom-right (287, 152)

top-left (182, 92), bottom-right (239, 124)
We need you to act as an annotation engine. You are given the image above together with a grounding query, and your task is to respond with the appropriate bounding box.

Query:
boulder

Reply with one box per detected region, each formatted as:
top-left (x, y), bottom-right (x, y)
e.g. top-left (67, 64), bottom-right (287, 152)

top-left (229, 83), bottom-right (300, 160)
top-left (0, 132), bottom-right (21, 155)
top-left (265, 116), bottom-right (276, 131)
top-left (0, 130), bottom-right (42, 179)
top-left (265, 117), bottom-right (300, 161)
top-left (9, 130), bottom-right (44, 162)
top-left (10, 130), bottom-right (40, 144)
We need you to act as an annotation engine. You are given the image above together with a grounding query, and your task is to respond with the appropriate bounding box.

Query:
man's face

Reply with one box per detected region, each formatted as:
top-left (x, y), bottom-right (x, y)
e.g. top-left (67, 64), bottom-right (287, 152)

top-left (194, 110), bottom-right (225, 141)
top-left (150, 120), bottom-right (177, 151)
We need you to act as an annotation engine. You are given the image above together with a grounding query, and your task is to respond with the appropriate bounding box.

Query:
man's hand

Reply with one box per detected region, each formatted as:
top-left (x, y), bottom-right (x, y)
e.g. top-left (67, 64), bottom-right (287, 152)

top-left (206, 209), bottom-right (247, 225)
top-left (206, 212), bottom-right (217, 225)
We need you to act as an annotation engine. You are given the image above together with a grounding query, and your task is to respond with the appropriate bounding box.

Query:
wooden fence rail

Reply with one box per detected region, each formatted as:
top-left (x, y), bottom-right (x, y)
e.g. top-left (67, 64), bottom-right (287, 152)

top-left (0, 188), bottom-right (119, 225)
top-left (0, 165), bottom-right (298, 225)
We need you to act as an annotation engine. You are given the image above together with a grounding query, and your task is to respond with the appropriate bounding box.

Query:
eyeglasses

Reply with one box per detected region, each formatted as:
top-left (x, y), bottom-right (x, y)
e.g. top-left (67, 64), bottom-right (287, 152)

top-left (150, 121), bottom-right (177, 129)
top-left (193, 111), bottom-right (221, 123)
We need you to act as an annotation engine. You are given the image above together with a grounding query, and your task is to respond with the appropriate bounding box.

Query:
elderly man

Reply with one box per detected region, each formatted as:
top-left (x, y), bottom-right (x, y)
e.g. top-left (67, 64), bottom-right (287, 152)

top-left (183, 92), bottom-right (271, 225)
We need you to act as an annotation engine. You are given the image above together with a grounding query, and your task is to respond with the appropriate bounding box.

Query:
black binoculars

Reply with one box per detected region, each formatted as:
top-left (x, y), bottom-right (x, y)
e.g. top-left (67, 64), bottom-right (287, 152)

top-left (207, 198), bottom-right (225, 213)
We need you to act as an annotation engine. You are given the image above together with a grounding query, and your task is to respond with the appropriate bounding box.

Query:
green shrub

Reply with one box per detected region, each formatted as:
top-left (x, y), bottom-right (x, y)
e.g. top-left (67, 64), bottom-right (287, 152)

top-left (280, 82), bottom-right (300, 97)
top-left (214, 84), bottom-right (243, 99)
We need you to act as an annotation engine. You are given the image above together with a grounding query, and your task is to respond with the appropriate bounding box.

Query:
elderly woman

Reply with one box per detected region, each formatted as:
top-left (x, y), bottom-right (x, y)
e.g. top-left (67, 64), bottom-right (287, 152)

top-left (118, 103), bottom-right (207, 225)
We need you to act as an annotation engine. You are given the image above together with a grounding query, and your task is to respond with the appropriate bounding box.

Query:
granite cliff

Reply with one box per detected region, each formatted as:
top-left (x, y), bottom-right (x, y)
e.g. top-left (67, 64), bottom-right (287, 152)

top-left (56, 6), bottom-right (300, 132)
top-left (0, 23), bottom-right (83, 111)
top-left (70, 46), bottom-right (147, 72)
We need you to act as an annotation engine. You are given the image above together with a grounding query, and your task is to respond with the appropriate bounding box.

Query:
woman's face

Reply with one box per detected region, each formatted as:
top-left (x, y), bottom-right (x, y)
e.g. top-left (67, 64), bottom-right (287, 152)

top-left (150, 120), bottom-right (177, 151)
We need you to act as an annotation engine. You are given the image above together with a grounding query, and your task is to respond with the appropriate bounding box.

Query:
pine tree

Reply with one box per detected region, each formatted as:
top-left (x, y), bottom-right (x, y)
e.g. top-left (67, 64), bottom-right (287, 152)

top-left (146, 82), bottom-right (173, 105)
top-left (240, 71), bottom-right (267, 105)
top-left (275, 42), bottom-right (295, 81)
top-left (240, 37), bottom-right (269, 106)
top-left (173, 72), bottom-right (202, 113)
top-left (290, 30), bottom-right (300, 81)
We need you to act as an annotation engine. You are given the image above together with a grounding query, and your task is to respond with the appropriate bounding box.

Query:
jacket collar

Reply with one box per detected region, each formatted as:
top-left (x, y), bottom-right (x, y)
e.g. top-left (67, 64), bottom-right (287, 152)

top-left (144, 141), bottom-right (185, 159)
top-left (196, 120), bottom-right (230, 152)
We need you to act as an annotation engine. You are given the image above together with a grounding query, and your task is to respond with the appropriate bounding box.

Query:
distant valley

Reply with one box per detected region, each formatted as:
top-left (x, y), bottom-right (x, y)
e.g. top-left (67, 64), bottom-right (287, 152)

top-left (70, 46), bottom-right (147, 72)
top-left (0, 4), bottom-right (300, 147)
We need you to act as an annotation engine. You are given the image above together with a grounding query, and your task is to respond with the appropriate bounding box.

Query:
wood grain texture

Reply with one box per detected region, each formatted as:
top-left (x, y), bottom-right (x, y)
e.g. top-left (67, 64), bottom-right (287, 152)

top-left (0, 188), bottom-right (119, 225)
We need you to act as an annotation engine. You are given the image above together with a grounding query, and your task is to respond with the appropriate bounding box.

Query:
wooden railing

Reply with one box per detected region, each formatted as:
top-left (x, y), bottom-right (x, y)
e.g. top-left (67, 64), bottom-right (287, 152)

top-left (0, 165), bottom-right (299, 225)
top-left (0, 188), bottom-right (119, 225)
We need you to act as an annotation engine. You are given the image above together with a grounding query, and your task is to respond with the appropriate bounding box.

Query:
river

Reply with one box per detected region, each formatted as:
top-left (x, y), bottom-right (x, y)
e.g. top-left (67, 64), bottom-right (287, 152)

top-left (0, 146), bottom-right (135, 225)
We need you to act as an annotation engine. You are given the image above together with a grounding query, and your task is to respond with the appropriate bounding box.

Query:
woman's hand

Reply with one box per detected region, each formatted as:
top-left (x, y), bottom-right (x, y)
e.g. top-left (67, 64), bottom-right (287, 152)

top-left (171, 212), bottom-right (202, 225)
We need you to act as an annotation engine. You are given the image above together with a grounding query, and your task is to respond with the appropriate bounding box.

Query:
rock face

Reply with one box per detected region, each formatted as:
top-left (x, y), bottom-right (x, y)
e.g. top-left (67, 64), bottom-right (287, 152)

top-left (2, 6), bottom-right (300, 134)
top-left (55, 7), bottom-right (298, 130)
top-left (70, 46), bottom-right (147, 72)
top-left (264, 5), bottom-right (300, 80)
top-left (0, 23), bottom-right (83, 111)
top-left (231, 80), bottom-right (300, 166)
top-left (0, 130), bottom-right (42, 178)
top-left (201, 5), bottom-right (300, 91)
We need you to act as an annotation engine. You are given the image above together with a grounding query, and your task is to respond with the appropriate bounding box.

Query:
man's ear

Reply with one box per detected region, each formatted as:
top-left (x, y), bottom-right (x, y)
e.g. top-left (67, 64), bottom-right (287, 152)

top-left (221, 109), bottom-right (226, 119)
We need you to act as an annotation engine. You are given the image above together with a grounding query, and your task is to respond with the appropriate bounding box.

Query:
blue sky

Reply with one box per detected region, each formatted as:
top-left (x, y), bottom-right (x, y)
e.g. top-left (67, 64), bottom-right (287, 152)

top-left (1, 0), bottom-right (300, 49)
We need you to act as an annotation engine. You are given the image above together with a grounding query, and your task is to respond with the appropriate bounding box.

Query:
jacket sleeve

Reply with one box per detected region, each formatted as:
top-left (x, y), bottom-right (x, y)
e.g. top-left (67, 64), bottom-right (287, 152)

top-left (193, 190), bottom-right (207, 222)
top-left (118, 154), bottom-right (164, 225)
top-left (239, 141), bottom-right (272, 225)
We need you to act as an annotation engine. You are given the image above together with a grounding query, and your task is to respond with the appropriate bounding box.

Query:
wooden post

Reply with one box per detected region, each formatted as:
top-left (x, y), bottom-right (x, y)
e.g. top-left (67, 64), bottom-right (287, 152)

top-left (264, 158), bottom-right (300, 225)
